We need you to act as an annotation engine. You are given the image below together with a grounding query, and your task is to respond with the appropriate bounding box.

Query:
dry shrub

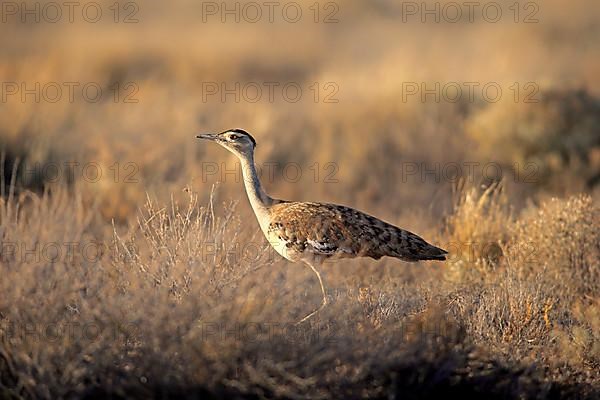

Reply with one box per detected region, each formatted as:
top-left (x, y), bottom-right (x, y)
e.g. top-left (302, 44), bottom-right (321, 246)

top-left (0, 179), bottom-right (598, 399)
top-left (506, 195), bottom-right (600, 367)
top-left (507, 194), bottom-right (599, 296)
top-left (0, 184), bottom-right (466, 399)
top-left (442, 182), bottom-right (554, 355)
top-left (443, 182), bottom-right (511, 281)
top-left (441, 183), bottom-right (599, 371)
top-left (1, 181), bottom-right (600, 398)
top-left (447, 269), bottom-right (556, 353)
top-left (551, 298), bottom-right (600, 367)
top-left (0, 180), bottom-right (598, 398)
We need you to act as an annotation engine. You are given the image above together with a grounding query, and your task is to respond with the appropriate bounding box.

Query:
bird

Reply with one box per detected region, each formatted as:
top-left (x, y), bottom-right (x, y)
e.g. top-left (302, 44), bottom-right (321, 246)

top-left (196, 129), bottom-right (447, 323)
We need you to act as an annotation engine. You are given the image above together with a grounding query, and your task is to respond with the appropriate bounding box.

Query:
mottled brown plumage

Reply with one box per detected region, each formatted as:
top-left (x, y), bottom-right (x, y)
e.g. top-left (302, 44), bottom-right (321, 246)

top-left (197, 129), bottom-right (447, 323)
top-left (268, 202), bottom-right (447, 262)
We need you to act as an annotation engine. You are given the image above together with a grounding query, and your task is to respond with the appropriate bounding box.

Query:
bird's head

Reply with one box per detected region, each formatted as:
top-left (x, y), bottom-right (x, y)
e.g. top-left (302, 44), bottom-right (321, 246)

top-left (196, 128), bottom-right (257, 158)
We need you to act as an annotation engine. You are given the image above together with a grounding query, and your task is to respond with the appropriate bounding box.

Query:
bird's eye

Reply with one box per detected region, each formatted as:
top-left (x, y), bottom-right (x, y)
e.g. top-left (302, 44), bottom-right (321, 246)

top-left (228, 134), bottom-right (239, 141)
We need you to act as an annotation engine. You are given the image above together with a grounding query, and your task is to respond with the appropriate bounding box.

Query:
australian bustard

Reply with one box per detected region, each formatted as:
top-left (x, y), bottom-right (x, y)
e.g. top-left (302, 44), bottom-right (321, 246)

top-left (197, 129), bottom-right (447, 323)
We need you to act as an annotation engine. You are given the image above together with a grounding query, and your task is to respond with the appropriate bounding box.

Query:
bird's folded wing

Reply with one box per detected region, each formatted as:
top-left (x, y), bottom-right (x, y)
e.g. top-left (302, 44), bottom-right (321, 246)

top-left (268, 201), bottom-right (447, 261)
top-left (267, 202), bottom-right (363, 257)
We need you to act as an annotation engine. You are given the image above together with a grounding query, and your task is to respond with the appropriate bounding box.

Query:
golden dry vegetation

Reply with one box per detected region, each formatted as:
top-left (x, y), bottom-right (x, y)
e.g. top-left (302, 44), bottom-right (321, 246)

top-left (0, 0), bottom-right (599, 398)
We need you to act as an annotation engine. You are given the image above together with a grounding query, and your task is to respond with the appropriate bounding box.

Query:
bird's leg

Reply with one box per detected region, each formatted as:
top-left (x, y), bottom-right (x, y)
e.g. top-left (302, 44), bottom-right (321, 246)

top-left (296, 259), bottom-right (328, 324)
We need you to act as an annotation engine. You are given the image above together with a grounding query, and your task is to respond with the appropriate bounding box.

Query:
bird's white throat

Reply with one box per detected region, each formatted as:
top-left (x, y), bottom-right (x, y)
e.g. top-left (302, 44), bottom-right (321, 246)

top-left (238, 151), bottom-right (273, 234)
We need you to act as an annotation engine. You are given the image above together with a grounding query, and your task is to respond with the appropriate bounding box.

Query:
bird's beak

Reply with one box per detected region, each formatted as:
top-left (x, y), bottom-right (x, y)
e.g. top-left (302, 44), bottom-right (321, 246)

top-left (196, 133), bottom-right (218, 141)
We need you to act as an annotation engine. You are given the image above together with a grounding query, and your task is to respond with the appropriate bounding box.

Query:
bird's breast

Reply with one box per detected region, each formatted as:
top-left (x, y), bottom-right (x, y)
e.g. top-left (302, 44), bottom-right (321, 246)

top-left (265, 229), bottom-right (300, 262)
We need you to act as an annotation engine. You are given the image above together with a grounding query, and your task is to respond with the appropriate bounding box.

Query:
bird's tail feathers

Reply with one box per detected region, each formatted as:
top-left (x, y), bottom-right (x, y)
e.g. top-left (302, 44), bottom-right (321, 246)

top-left (401, 231), bottom-right (448, 262)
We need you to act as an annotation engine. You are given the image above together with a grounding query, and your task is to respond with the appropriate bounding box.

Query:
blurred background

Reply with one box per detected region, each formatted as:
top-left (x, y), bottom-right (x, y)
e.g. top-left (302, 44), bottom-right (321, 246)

top-left (1, 0), bottom-right (598, 226)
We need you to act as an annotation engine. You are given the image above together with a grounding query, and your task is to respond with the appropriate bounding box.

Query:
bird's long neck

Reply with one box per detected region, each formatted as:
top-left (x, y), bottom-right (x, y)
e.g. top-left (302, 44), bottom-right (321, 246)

top-left (239, 151), bottom-right (273, 230)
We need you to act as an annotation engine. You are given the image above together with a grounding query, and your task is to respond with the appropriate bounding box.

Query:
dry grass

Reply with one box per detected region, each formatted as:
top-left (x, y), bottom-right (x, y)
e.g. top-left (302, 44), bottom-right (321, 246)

top-left (0, 178), bottom-right (598, 399)
top-left (1, 0), bottom-right (600, 398)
